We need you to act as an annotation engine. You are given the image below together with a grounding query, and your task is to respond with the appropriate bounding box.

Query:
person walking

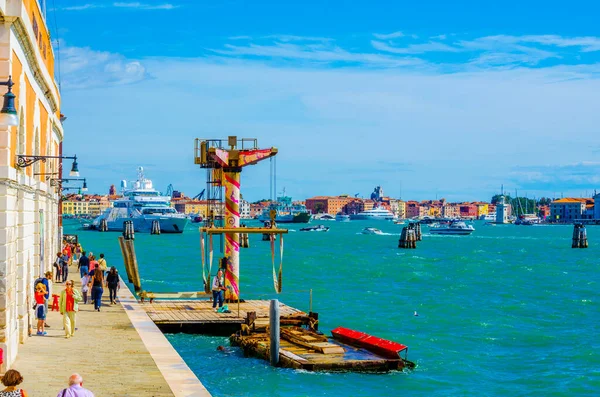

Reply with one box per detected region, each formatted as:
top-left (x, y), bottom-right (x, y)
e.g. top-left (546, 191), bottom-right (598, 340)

top-left (0, 369), bottom-right (28, 396)
top-left (211, 269), bottom-right (226, 312)
top-left (34, 282), bottom-right (47, 336)
top-left (54, 252), bottom-right (63, 282)
top-left (78, 251), bottom-right (90, 279)
top-left (59, 280), bottom-right (82, 339)
top-left (56, 374), bottom-right (94, 397)
top-left (90, 268), bottom-right (104, 312)
top-left (97, 253), bottom-right (107, 275)
top-left (105, 267), bottom-right (120, 305)
top-left (61, 251), bottom-right (70, 283)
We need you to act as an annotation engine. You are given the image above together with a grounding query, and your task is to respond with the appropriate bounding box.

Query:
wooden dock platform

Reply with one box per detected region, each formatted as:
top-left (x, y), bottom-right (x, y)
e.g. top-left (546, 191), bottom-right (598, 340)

top-left (141, 299), bottom-right (304, 334)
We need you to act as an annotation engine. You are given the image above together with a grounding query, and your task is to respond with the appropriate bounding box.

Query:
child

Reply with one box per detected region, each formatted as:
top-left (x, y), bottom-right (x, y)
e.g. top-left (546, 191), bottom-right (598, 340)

top-left (34, 283), bottom-right (47, 336)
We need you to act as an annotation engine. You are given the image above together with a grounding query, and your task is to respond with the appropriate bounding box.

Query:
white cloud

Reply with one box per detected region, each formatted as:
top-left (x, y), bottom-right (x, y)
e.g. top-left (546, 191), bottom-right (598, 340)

top-left (62, 2), bottom-right (178, 11)
top-left (113, 2), bottom-right (178, 10)
top-left (210, 42), bottom-right (424, 68)
top-left (373, 31), bottom-right (405, 40)
top-left (62, 4), bottom-right (98, 11)
top-left (371, 40), bottom-right (461, 54)
top-left (59, 45), bottom-right (147, 89)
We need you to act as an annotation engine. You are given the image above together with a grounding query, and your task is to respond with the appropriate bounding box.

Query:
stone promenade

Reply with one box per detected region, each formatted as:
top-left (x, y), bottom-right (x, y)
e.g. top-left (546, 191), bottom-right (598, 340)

top-left (12, 264), bottom-right (210, 397)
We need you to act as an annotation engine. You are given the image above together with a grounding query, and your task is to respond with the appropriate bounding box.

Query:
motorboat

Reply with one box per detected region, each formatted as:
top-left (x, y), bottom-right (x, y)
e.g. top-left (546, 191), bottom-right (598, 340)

top-left (393, 220), bottom-right (406, 225)
top-left (349, 206), bottom-right (396, 221)
top-left (300, 225), bottom-right (329, 232)
top-left (91, 167), bottom-right (189, 233)
top-left (429, 221), bottom-right (475, 235)
top-left (361, 227), bottom-right (383, 235)
top-left (335, 213), bottom-right (350, 222)
top-left (316, 214), bottom-right (335, 221)
top-left (479, 214), bottom-right (496, 221)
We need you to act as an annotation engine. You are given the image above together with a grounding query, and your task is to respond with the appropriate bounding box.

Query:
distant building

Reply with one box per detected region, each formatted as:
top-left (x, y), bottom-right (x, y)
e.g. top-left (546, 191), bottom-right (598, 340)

top-left (459, 204), bottom-right (478, 219)
top-left (109, 184), bottom-right (116, 195)
top-left (389, 199), bottom-right (406, 219)
top-left (442, 203), bottom-right (460, 218)
top-left (305, 196), bottom-right (354, 215)
top-left (550, 198), bottom-right (590, 222)
top-left (595, 192), bottom-right (600, 219)
top-left (173, 200), bottom-right (224, 218)
top-left (405, 201), bottom-right (420, 218)
top-left (240, 199), bottom-right (251, 219)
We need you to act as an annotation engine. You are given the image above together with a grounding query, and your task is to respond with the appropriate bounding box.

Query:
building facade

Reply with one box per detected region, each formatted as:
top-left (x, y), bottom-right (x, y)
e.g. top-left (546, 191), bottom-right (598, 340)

top-left (550, 198), bottom-right (588, 222)
top-left (0, 0), bottom-right (64, 371)
top-left (305, 196), bottom-right (353, 215)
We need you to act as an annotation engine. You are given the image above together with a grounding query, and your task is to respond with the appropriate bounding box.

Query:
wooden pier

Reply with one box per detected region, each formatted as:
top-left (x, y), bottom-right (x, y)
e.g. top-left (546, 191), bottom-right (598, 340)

top-left (140, 299), bottom-right (304, 334)
top-left (138, 298), bottom-right (415, 372)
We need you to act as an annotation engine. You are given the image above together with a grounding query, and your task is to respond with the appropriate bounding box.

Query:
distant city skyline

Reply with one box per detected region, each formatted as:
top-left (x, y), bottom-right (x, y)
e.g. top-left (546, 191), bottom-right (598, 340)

top-left (51, 1), bottom-right (600, 202)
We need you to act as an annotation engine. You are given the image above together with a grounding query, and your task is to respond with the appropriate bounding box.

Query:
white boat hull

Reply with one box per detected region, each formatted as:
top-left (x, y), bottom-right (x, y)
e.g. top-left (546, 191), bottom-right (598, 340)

top-left (429, 229), bottom-right (474, 235)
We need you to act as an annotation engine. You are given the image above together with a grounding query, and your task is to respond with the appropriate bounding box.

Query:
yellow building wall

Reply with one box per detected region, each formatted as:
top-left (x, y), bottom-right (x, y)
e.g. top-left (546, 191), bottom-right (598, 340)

top-left (38, 99), bottom-right (48, 177)
top-left (25, 76), bottom-right (34, 177)
top-left (10, 52), bottom-right (23, 166)
top-left (23, 0), bottom-right (55, 77)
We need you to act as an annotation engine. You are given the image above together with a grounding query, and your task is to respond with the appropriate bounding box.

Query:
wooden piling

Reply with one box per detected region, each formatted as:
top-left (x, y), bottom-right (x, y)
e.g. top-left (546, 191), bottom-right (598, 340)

top-left (573, 223), bottom-right (588, 248)
top-left (118, 236), bottom-right (133, 283)
top-left (99, 218), bottom-right (108, 232)
top-left (399, 224), bottom-right (417, 248)
top-left (125, 239), bottom-right (142, 292)
top-left (240, 233), bottom-right (249, 248)
top-left (151, 220), bottom-right (161, 235)
top-left (415, 222), bottom-right (422, 241)
top-left (269, 299), bottom-right (280, 366)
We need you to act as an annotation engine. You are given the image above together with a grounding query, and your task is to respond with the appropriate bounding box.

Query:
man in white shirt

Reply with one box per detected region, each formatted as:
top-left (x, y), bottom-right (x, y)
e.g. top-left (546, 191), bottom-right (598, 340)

top-left (57, 373), bottom-right (94, 397)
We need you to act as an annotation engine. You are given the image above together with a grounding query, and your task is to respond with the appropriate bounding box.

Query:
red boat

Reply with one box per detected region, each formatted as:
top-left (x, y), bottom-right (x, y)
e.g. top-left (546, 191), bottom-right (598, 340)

top-left (331, 327), bottom-right (413, 365)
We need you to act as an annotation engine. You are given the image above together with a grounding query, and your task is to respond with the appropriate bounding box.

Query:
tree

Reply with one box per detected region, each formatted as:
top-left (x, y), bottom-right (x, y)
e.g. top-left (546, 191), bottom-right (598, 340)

top-left (313, 203), bottom-right (325, 214)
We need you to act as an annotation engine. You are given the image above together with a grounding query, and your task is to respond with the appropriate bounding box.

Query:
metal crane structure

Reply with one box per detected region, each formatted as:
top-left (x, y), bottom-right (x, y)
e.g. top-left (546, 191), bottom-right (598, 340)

top-left (195, 136), bottom-right (287, 301)
top-left (192, 189), bottom-right (205, 200)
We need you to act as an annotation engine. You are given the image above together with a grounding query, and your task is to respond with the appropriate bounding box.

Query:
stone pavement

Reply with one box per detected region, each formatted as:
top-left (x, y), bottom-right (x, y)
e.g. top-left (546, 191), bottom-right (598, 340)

top-left (12, 264), bottom-right (210, 397)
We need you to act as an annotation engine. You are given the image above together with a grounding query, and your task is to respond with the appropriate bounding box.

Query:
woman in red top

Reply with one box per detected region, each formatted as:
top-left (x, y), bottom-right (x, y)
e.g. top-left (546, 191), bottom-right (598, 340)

top-left (34, 283), bottom-right (47, 336)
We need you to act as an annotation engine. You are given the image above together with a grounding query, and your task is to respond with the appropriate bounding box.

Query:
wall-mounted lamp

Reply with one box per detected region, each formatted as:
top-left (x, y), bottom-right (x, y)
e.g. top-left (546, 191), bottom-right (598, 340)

top-left (0, 76), bottom-right (18, 127)
top-left (16, 155), bottom-right (79, 177)
top-left (50, 177), bottom-right (87, 192)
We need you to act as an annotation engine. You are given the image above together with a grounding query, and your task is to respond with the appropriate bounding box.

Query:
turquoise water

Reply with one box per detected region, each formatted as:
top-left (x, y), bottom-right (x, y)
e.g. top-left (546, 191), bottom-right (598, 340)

top-left (65, 220), bottom-right (600, 396)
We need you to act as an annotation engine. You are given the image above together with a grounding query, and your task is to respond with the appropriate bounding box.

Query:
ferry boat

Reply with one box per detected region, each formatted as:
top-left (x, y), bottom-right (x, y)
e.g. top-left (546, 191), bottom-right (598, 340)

top-left (349, 206), bottom-right (396, 221)
top-left (91, 167), bottom-right (189, 233)
top-left (361, 227), bottom-right (383, 235)
top-left (429, 221), bottom-right (475, 235)
top-left (300, 225), bottom-right (329, 232)
top-left (258, 195), bottom-right (312, 223)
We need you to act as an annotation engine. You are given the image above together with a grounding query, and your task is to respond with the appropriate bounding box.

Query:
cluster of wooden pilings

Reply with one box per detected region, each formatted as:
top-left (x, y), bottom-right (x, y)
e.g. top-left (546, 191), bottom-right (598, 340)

top-left (118, 221), bottom-right (142, 292)
top-left (98, 218), bottom-right (108, 232)
top-left (399, 222), bottom-right (421, 248)
top-left (240, 233), bottom-right (250, 248)
top-left (572, 223), bottom-right (588, 248)
top-left (151, 220), bottom-right (161, 235)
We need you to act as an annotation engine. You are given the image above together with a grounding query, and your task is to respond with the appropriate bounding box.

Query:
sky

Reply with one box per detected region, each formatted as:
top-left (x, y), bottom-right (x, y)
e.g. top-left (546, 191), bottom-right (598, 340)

top-left (49, 0), bottom-right (600, 202)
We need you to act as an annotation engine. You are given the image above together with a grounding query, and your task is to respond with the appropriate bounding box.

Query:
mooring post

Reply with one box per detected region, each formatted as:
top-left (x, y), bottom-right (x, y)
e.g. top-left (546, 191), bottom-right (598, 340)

top-left (309, 289), bottom-right (313, 313)
top-left (118, 236), bottom-right (133, 283)
top-left (269, 299), bottom-right (280, 366)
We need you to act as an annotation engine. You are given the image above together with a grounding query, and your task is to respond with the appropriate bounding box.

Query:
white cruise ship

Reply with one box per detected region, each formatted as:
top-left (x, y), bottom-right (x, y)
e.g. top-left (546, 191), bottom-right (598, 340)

top-left (349, 207), bottom-right (397, 221)
top-left (92, 167), bottom-right (189, 233)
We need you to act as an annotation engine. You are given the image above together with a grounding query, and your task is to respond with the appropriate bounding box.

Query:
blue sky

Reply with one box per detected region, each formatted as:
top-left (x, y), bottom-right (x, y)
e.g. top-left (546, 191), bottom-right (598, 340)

top-left (51, 1), bottom-right (600, 201)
